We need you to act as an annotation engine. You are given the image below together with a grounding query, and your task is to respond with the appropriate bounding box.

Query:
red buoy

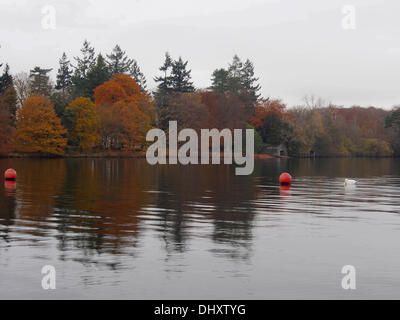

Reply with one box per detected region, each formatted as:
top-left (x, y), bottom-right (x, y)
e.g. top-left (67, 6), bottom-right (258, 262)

top-left (279, 172), bottom-right (292, 185)
top-left (4, 168), bottom-right (17, 181)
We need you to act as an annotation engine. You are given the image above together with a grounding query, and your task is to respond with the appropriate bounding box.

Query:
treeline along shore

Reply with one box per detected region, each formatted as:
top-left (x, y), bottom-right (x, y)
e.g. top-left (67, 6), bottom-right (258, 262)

top-left (1, 40), bottom-right (400, 158)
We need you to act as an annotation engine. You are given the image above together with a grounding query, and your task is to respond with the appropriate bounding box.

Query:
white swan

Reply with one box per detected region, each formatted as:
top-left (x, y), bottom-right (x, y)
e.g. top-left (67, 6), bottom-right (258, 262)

top-left (344, 178), bottom-right (357, 186)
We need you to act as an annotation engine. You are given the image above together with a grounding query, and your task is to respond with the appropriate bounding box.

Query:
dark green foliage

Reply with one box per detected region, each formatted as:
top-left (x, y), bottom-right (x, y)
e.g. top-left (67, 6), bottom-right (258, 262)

top-left (257, 114), bottom-right (293, 146)
top-left (107, 45), bottom-right (133, 75)
top-left (211, 55), bottom-right (261, 103)
top-left (0, 64), bottom-right (13, 94)
top-left (154, 52), bottom-right (173, 96)
top-left (50, 91), bottom-right (73, 119)
top-left (71, 40), bottom-right (96, 97)
top-left (170, 57), bottom-right (194, 93)
top-left (0, 64), bottom-right (17, 123)
top-left (385, 108), bottom-right (400, 135)
top-left (56, 52), bottom-right (73, 93)
top-left (85, 54), bottom-right (112, 98)
top-left (210, 69), bottom-right (231, 94)
top-left (130, 60), bottom-right (147, 91)
top-left (29, 66), bottom-right (53, 97)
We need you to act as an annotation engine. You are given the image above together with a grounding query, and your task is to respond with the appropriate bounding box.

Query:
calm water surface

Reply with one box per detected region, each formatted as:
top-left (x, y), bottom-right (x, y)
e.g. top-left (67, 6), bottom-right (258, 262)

top-left (1, 158), bottom-right (400, 299)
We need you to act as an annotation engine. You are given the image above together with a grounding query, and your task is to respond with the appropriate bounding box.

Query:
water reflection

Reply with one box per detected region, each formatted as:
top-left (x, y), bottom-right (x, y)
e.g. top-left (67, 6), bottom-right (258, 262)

top-left (0, 181), bottom-right (17, 242)
top-left (1, 158), bottom-right (400, 298)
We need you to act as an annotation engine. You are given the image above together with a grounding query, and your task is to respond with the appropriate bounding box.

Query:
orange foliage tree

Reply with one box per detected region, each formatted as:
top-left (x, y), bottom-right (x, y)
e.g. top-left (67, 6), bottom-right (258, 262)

top-left (94, 74), bottom-right (155, 151)
top-left (14, 96), bottom-right (67, 155)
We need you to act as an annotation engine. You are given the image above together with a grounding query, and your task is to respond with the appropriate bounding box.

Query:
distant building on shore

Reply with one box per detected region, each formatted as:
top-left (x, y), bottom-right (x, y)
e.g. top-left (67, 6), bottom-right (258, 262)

top-left (261, 144), bottom-right (287, 157)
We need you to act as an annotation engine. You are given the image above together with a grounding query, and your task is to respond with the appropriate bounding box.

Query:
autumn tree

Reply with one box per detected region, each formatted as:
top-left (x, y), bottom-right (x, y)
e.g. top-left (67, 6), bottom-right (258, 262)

top-left (251, 99), bottom-right (300, 153)
top-left (94, 74), bottom-right (155, 150)
top-left (64, 97), bottom-right (100, 152)
top-left (94, 76), bottom-right (129, 106)
top-left (163, 92), bottom-right (208, 131)
top-left (14, 96), bottom-right (67, 155)
top-left (290, 106), bottom-right (325, 153)
top-left (113, 99), bottom-right (152, 151)
top-left (385, 108), bottom-right (400, 136)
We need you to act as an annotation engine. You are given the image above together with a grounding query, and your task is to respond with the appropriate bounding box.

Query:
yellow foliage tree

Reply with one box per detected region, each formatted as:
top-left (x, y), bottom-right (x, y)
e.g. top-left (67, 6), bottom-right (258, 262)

top-left (64, 97), bottom-right (100, 152)
top-left (14, 96), bottom-right (67, 155)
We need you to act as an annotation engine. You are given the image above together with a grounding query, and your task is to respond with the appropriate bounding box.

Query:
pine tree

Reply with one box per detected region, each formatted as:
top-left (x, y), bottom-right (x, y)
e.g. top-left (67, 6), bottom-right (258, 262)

top-left (107, 45), bottom-right (133, 75)
top-left (210, 55), bottom-right (261, 102)
top-left (73, 40), bottom-right (96, 79)
top-left (241, 59), bottom-right (261, 102)
top-left (0, 64), bottom-right (13, 94)
top-left (130, 60), bottom-right (147, 92)
top-left (210, 68), bottom-right (230, 94)
top-left (55, 52), bottom-right (73, 93)
top-left (154, 52), bottom-right (173, 95)
top-left (29, 66), bottom-right (53, 97)
top-left (72, 40), bottom-right (96, 97)
top-left (170, 57), bottom-right (194, 93)
top-left (86, 54), bottom-right (112, 98)
top-left (0, 64), bottom-right (17, 125)
top-left (1, 86), bottom-right (17, 126)
top-left (228, 55), bottom-right (243, 78)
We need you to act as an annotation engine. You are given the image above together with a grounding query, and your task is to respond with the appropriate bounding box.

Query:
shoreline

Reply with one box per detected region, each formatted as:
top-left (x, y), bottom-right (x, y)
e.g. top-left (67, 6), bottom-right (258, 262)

top-left (0, 153), bottom-right (397, 159)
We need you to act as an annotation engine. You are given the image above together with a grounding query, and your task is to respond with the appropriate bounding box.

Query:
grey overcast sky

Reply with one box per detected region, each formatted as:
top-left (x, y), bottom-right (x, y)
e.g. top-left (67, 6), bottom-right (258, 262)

top-left (0, 0), bottom-right (399, 108)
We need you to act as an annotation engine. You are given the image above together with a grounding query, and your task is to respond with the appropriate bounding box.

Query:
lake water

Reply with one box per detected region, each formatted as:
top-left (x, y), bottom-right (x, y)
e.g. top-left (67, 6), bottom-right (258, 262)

top-left (1, 158), bottom-right (400, 299)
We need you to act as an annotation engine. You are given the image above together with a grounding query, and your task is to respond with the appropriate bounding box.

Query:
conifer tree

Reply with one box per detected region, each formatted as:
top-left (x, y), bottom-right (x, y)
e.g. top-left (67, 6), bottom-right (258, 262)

top-left (72, 40), bottom-right (96, 97)
top-left (170, 57), bottom-right (194, 93)
top-left (86, 54), bottom-right (112, 98)
top-left (106, 45), bottom-right (133, 75)
top-left (241, 59), bottom-right (261, 102)
top-left (210, 55), bottom-right (261, 102)
top-left (210, 68), bottom-right (230, 94)
top-left (154, 52), bottom-right (173, 95)
top-left (130, 60), bottom-right (147, 92)
top-left (0, 64), bottom-right (17, 125)
top-left (0, 64), bottom-right (13, 94)
top-left (55, 52), bottom-right (73, 93)
top-left (29, 66), bottom-right (53, 97)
